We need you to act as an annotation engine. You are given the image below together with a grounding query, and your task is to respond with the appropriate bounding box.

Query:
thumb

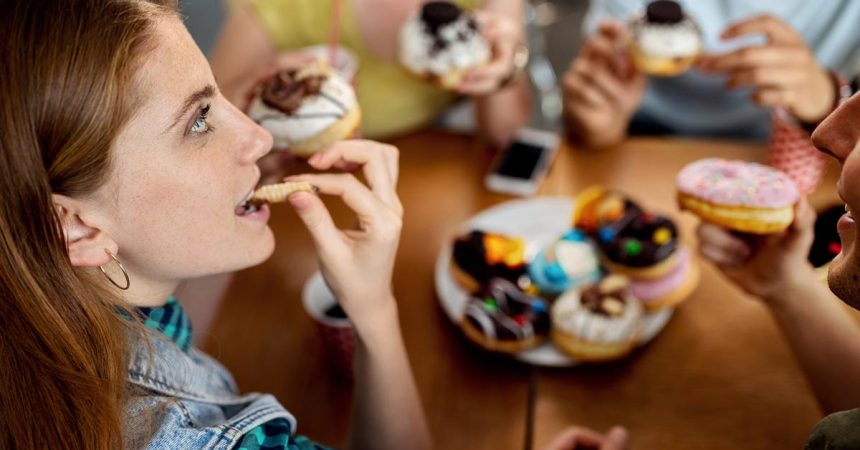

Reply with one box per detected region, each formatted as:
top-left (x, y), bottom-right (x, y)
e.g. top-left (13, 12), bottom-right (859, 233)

top-left (784, 197), bottom-right (815, 251)
top-left (288, 191), bottom-right (339, 249)
top-left (602, 426), bottom-right (629, 450)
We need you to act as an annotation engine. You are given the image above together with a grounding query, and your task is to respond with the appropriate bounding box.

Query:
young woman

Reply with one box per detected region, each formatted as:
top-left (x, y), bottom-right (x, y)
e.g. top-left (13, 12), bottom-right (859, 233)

top-left (0, 1), bottom-right (430, 448)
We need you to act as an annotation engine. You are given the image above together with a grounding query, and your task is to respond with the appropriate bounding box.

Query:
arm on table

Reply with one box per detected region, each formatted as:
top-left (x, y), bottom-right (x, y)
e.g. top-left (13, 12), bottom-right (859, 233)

top-left (286, 142), bottom-right (431, 450)
top-left (697, 201), bottom-right (860, 414)
top-left (468, 0), bottom-right (532, 148)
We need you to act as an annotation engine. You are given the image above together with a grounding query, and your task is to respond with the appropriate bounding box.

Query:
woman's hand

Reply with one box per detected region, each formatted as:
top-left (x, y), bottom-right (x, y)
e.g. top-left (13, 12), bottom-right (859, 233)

top-left (543, 426), bottom-right (629, 450)
top-left (457, 9), bottom-right (524, 96)
top-left (562, 21), bottom-right (646, 149)
top-left (285, 140), bottom-right (402, 328)
top-left (698, 15), bottom-right (835, 124)
top-left (696, 198), bottom-right (818, 303)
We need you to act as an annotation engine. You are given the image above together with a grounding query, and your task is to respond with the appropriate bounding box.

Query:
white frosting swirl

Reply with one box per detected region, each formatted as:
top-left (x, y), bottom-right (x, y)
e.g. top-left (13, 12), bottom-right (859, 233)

top-left (248, 73), bottom-right (358, 149)
top-left (633, 19), bottom-right (701, 58)
top-left (399, 9), bottom-right (491, 76)
top-left (552, 288), bottom-right (643, 344)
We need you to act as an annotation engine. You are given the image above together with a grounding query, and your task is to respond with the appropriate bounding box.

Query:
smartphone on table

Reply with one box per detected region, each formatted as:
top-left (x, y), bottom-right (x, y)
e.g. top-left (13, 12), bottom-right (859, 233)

top-left (484, 128), bottom-right (560, 196)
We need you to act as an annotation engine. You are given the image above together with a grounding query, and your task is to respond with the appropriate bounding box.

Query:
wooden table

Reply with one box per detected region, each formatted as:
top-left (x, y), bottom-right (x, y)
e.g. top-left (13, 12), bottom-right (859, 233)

top-left (205, 131), bottom-right (843, 449)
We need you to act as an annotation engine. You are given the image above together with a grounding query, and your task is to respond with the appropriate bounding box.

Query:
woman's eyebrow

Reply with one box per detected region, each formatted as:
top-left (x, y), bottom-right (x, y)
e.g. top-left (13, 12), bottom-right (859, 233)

top-left (167, 84), bottom-right (216, 132)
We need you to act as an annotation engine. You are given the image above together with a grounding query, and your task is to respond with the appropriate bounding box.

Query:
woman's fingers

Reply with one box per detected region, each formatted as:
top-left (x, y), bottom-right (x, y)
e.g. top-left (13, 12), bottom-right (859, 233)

top-left (286, 191), bottom-right (341, 251)
top-left (306, 142), bottom-right (400, 214)
top-left (720, 14), bottom-right (801, 45)
top-left (574, 60), bottom-right (627, 107)
top-left (727, 67), bottom-right (804, 90)
top-left (564, 63), bottom-right (614, 109)
top-left (697, 223), bottom-right (752, 263)
top-left (699, 46), bottom-right (800, 73)
top-left (285, 173), bottom-right (390, 231)
top-left (542, 426), bottom-right (605, 450)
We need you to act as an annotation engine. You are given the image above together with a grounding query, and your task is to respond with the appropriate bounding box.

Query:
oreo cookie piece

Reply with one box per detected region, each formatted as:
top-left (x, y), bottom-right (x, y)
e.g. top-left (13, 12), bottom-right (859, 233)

top-left (646, 0), bottom-right (684, 24)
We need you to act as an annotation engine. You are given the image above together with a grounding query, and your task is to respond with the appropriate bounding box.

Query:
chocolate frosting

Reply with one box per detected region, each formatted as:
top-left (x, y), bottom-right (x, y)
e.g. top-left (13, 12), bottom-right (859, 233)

top-left (596, 201), bottom-right (679, 267)
top-left (465, 278), bottom-right (550, 342)
top-left (577, 193), bottom-right (678, 267)
top-left (260, 70), bottom-right (326, 115)
top-left (646, 0), bottom-right (684, 24)
top-left (580, 280), bottom-right (628, 317)
top-left (453, 230), bottom-right (529, 288)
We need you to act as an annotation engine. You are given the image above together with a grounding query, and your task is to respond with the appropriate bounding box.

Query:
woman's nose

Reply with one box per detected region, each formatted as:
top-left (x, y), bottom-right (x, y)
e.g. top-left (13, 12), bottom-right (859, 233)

top-left (812, 94), bottom-right (860, 163)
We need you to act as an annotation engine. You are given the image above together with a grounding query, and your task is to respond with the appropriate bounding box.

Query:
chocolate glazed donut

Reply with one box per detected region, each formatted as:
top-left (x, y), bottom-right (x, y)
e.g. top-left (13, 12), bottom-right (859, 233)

top-left (462, 278), bottom-right (550, 353)
top-left (595, 201), bottom-right (679, 268)
top-left (452, 230), bottom-right (529, 289)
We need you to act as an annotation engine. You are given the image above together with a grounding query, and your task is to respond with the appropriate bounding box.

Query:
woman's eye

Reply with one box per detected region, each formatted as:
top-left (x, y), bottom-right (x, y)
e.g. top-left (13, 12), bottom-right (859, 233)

top-left (190, 104), bottom-right (211, 134)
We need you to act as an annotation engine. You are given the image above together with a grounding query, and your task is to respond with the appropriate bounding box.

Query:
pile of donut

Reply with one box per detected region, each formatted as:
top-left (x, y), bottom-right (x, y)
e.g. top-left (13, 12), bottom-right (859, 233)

top-left (450, 186), bottom-right (699, 362)
top-left (449, 158), bottom-right (802, 363)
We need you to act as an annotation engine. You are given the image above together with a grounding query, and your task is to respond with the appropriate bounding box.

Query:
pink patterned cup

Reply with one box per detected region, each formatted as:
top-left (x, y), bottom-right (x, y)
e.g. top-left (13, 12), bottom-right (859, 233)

top-left (302, 272), bottom-right (356, 382)
top-left (769, 108), bottom-right (827, 194)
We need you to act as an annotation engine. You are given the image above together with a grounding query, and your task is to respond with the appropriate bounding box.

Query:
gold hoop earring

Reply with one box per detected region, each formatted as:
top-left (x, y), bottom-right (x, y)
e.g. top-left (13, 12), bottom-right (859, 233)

top-left (99, 249), bottom-right (130, 290)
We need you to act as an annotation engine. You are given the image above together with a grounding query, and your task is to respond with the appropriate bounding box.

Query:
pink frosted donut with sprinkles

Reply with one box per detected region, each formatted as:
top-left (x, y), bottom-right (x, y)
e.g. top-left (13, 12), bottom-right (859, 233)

top-left (677, 158), bottom-right (800, 234)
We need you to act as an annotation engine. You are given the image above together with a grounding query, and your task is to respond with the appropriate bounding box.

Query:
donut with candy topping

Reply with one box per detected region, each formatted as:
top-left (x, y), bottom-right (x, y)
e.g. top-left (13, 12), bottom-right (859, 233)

top-left (450, 230), bottom-right (533, 293)
top-left (460, 278), bottom-right (551, 354)
top-left (574, 186), bottom-right (682, 279)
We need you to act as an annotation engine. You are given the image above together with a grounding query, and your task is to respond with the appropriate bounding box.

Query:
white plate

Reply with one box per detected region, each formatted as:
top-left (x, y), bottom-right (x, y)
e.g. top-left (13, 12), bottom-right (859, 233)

top-left (434, 197), bottom-right (674, 367)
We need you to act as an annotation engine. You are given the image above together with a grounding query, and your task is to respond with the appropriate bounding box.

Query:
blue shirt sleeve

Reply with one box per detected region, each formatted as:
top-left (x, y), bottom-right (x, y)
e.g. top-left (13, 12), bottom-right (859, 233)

top-left (232, 419), bottom-right (333, 450)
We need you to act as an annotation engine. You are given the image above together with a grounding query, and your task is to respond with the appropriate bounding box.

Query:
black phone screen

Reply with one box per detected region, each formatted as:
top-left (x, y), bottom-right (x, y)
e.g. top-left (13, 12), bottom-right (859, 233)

top-left (494, 141), bottom-right (545, 180)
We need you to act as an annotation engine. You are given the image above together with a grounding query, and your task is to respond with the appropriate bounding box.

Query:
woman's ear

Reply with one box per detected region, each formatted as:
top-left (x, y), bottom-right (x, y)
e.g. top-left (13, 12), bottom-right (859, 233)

top-left (52, 194), bottom-right (118, 268)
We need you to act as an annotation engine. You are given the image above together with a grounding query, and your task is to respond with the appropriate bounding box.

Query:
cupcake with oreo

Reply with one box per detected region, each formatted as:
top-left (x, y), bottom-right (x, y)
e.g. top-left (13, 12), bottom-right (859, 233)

top-left (248, 61), bottom-right (361, 156)
top-left (628, 0), bottom-right (702, 77)
top-left (551, 275), bottom-right (644, 362)
top-left (399, 1), bottom-right (491, 89)
top-left (528, 229), bottom-right (601, 297)
top-left (461, 277), bottom-right (550, 354)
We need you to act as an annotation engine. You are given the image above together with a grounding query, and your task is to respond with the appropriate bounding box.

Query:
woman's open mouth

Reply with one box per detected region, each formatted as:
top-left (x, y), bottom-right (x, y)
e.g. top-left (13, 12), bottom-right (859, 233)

top-left (235, 189), bottom-right (270, 221)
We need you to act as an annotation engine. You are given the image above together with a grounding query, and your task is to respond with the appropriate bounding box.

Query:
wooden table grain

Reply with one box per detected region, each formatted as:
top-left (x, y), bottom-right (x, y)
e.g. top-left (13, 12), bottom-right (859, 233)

top-left (204, 131), bottom-right (843, 450)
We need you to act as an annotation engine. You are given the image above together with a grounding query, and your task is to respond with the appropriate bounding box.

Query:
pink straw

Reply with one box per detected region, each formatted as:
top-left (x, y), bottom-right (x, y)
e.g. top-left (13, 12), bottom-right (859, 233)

top-left (329, 0), bottom-right (342, 65)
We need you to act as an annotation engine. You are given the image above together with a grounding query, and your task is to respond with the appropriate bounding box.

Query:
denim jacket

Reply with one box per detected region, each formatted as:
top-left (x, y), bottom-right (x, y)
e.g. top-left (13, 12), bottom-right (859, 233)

top-left (123, 327), bottom-right (296, 449)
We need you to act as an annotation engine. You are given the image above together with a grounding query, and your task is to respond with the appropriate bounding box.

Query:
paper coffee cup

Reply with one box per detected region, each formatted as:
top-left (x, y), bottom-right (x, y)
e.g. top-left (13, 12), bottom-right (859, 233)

top-left (302, 271), bottom-right (356, 382)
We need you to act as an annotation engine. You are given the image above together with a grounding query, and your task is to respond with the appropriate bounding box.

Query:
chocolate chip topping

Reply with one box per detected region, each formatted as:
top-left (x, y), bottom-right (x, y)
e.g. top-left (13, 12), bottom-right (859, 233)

top-left (646, 0), bottom-right (683, 24)
top-left (581, 278), bottom-right (629, 317)
top-left (260, 70), bottom-right (326, 115)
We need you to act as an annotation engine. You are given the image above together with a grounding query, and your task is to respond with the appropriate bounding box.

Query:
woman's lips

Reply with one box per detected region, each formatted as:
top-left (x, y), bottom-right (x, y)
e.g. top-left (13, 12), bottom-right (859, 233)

top-left (238, 202), bottom-right (270, 223)
top-left (838, 204), bottom-right (855, 234)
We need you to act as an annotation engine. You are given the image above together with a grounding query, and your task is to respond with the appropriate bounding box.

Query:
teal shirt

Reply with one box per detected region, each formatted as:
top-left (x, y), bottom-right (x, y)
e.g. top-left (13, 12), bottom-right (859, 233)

top-left (585, 0), bottom-right (860, 139)
top-left (138, 297), bottom-right (332, 450)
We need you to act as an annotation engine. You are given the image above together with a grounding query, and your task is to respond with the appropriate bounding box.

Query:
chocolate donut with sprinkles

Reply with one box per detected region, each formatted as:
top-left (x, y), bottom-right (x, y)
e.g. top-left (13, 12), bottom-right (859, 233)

top-left (460, 277), bottom-right (550, 354)
top-left (574, 187), bottom-right (682, 279)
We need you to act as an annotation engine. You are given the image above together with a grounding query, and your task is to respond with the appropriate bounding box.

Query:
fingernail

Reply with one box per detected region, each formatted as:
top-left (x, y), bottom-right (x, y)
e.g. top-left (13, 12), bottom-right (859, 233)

top-left (288, 192), bottom-right (312, 210)
top-left (308, 153), bottom-right (322, 165)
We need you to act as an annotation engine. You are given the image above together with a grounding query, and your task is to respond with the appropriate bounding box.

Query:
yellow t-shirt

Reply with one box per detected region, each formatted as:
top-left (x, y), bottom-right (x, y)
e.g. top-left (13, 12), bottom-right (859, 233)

top-left (245, 0), bottom-right (481, 140)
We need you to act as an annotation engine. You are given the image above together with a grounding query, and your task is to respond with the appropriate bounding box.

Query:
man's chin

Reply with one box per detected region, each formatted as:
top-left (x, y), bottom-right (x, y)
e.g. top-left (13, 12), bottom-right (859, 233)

top-left (828, 253), bottom-right (860, 310)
